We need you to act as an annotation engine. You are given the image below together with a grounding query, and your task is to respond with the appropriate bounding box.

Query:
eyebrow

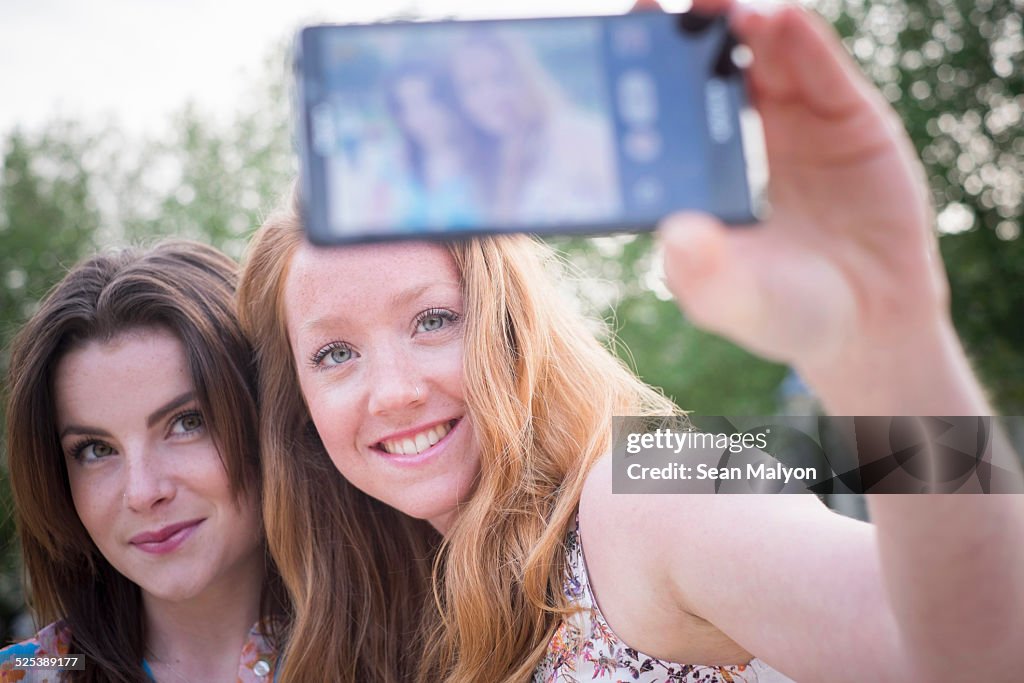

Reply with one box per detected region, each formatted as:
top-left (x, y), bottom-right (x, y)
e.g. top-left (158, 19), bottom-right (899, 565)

top-left (58, 391), bottom-right (197, 439)
top-left (388, 283), bottom-right (452, 309)
top-left (301, 282), bottom-right (460, 333)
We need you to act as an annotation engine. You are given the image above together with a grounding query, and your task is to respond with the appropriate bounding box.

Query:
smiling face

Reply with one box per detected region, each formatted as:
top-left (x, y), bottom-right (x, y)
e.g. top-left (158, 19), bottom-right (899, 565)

top-left (392, 74), bottom-right (458, 151)
top-left (283, 241), bottom-right (480, 534)
top-left (53, 327), bottom-right (263, 603)
top-left (451, 41), bottom-right (535, 137)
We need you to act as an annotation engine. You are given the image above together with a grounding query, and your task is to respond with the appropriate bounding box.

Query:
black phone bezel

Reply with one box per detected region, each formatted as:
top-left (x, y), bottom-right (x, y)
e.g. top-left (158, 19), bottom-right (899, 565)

top-left (294, 11), bottom-right (766, 246)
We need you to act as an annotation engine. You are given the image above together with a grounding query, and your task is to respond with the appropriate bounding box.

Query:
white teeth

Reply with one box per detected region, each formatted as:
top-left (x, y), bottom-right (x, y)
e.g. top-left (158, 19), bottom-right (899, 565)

top-left (415, 433), bottom-right (431, 452)
top-left (381, 421), bottom-right (453, 456)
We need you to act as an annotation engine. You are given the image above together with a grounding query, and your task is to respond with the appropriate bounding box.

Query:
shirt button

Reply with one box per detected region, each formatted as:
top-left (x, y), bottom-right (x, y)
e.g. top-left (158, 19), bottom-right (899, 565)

top-left (253, 660), bottom-right (271, 677)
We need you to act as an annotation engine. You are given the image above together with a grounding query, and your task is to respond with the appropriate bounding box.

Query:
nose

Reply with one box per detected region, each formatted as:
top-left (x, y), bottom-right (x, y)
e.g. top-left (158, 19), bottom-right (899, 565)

top-left (122, 447), bottom-right (175, 512)
top-left (366, 348), bottom-right (426, 416)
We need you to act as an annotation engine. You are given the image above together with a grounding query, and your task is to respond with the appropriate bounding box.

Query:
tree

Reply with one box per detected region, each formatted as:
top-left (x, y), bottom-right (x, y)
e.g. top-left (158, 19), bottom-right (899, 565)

top-left (0, 0), bottom-right (1020, 639)
top-left (0, 123), bottom-right (105, 640)
top-left (824, 0), bottom-right (1024, 410)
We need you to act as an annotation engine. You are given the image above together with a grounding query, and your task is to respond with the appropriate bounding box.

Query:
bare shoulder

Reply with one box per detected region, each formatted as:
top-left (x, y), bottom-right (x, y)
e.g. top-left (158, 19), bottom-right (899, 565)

top-left (580, 452), bottom-right (839, 583)
top-left (579, 454), bottom-right (909, 679)
top-left (577, 454), bottom-right (712, 662)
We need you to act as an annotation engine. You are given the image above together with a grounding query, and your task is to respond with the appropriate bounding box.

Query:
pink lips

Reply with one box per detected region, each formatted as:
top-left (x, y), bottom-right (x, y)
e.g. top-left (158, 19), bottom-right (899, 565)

top-left (372, 418), bottom-right (461, 466)
top-left (374, 418), bottom-right (457, 446)
top-left (129, 519), bottom-right (203, 555)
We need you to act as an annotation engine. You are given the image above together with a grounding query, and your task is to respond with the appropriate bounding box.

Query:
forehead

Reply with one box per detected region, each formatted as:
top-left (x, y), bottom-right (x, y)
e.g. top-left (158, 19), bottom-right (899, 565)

top-left (284, 241), bottom-right (460, 321)
top-left (53, 328), bottom-right (193, 426)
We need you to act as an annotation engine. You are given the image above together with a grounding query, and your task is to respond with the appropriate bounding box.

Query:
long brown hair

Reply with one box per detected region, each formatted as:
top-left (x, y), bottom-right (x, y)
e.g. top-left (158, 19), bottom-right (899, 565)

top-left (238, 194), bottom-right (440, 683)
top-left (4, 241), bottom-right (288, 683)
top-left (238, 195), bottom-right (676, 682)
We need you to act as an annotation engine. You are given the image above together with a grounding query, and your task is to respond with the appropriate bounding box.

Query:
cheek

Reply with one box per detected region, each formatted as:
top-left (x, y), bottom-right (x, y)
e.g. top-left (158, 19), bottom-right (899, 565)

top-left (442, 351), bottom-right (467, 401)
top-left (302, 383), bottom-right (361, 466)
top-left (67, 468), bottom-right (113, 537)
top-left (187, 448), bottom-right (241, 502)
top-left (436, 339), bottom-right (468, 397)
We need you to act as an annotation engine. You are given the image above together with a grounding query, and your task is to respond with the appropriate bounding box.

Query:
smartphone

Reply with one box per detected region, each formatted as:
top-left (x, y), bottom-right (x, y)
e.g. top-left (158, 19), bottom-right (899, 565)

top-left (294, 11), bottom-right (767, 245)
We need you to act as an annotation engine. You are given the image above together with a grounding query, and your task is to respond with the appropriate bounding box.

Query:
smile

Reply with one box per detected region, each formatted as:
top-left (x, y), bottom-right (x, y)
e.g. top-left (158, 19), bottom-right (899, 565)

top-left (377, 419), bottom-right (457, 456)
top-left (129, 518), bottom-right (203, 555)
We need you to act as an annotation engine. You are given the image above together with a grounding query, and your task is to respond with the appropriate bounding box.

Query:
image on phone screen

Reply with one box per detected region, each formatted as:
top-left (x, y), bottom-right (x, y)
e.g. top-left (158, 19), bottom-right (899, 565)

top-left (298, 13), bottom-right (762, 242)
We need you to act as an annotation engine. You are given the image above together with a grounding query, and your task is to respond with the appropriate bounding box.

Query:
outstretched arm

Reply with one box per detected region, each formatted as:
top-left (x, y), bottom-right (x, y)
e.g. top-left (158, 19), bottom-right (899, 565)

top-left (654, 0), bottom-right (1024, 678)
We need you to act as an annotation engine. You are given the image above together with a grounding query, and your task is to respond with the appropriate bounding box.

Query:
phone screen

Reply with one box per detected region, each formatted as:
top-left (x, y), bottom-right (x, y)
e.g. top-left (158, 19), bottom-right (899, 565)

top-left (297, 12), bottom-right (764, 243)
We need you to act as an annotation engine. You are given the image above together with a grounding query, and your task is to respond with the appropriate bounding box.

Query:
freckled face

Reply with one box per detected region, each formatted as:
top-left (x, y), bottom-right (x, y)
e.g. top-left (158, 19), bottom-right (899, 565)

top-left (53, 328), bottom-right (263, 603)
top-left (283, 242), bottom-right (480, 534)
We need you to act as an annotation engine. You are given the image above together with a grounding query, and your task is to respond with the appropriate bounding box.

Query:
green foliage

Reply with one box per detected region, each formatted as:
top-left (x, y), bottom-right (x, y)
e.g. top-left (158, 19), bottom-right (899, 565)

top-left (1, 125), bottom-right (102, 340)
top-left (0, 0), bottom-right (1020, 638)
top-left (118, 51), bottom-right (296, 259)
top-left (826, 0), bottom-right (1024, 409)
top-left (563, 0), bottom-right (1024, 413)
top-left (614, 296), bottom-right (789, 413)
top-left (547, 232), bottom-right (790, 414)
top-left (0, 122), bottom-right (106, 639)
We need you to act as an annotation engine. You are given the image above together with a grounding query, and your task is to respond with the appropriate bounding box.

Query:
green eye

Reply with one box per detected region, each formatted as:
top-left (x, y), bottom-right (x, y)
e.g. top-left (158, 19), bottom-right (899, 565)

top-left (70, 440), bottom-right (117, 462)
top-left (170, 411), bottom-right (205, 435)
top-left (181, 413), bottom-right (203, 431)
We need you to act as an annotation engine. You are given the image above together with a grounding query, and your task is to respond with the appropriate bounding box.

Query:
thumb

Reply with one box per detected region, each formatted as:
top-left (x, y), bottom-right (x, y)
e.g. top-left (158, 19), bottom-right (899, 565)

top-left (659, 213), bottom-right (767, 349)
top-left (659, 214), bottom-right (856, 366)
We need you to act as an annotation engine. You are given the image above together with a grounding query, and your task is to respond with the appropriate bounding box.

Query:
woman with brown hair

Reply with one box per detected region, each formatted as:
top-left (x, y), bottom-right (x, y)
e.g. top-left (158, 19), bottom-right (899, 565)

top-left (1, 241), bottom-right (288, 682)
top-left (239, 2), bottom-right (1024, 682)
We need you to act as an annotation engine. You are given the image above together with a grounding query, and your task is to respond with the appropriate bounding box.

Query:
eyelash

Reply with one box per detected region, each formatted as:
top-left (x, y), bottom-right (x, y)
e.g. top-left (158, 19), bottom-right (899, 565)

top-left (65, 410), bottom-right (205, 461)
top-left (68, 438), bottom-right (111, 462)
top-left (168, 409), bottom-right (205, 436)
top-left (308, 308), bottom-right (460, 370)
top-left (309, 341), bottom-right (354, 369)
top-left (416, 308), bottom-right (460, 331)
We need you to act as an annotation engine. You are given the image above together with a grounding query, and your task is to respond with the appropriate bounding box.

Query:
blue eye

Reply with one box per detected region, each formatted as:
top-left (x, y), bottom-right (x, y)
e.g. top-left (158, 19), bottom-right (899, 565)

top-left (311, 342), bottom-right (355, 368)
top-left (419, 315), bottom-right (445, 332)
top-left (329, 347), bottom-right (351, 363)
top-left (416, 308), bottom-right (459, 333)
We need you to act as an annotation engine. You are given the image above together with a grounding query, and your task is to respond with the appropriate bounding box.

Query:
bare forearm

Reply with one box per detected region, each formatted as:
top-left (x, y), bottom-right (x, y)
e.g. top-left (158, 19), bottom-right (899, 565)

top-left (797, 316), bottom-right (988, 417)
top-left (869, 494), bottom-right (1024, 678)
top-left (801, 318), bottom-right (1024, 676)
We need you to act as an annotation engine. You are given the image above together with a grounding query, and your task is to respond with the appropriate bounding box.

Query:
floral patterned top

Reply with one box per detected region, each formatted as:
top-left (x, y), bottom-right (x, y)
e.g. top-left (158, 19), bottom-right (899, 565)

top-left (534, 518), bottom-right (795, 683)
top-left (0, 621), bottom-right (278, 682)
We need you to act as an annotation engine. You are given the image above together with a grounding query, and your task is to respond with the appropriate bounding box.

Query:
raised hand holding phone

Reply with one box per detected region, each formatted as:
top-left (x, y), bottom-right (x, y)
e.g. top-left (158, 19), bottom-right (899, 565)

top-left (659, 0), bottom-right (953, 411)
top-left (653, 2), bottom-right (1024, 679)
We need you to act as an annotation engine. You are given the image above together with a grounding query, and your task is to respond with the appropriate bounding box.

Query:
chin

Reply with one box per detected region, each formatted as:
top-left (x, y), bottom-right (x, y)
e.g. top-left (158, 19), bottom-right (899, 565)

top-left (136, 574), bottom-right (209, 603)
top-left (398, 480), bottom-right (479, 533)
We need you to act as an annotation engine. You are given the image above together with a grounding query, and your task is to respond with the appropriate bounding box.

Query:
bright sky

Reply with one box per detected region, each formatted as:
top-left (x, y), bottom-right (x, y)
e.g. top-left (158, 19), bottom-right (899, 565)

top-left (0, 0), bottom-right (698, 139)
